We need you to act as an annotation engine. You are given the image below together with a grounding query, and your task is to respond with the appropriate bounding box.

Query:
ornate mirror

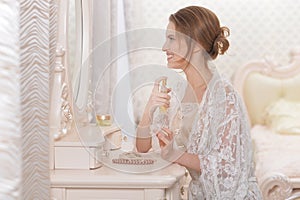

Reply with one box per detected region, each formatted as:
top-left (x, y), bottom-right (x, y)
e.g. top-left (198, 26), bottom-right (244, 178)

top-left (68, 0), bottom-right (93, 124)
top-left (50, 0), bottom-right (93, 142)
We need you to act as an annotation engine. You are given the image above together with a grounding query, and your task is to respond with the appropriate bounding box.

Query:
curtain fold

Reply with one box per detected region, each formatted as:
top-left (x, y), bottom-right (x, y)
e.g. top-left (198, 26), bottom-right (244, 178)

top-left (0, 1), bottom-right (22, 199)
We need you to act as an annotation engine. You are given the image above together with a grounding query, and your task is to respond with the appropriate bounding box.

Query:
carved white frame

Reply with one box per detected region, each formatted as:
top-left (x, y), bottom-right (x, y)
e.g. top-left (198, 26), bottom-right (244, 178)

top-left (233, 48), bottom-right (300, 199)
top-left (71, 0), bottom-right (93, 125)
top-left (49, 0), bottom-right (72, 170)
top-left (50, 0), bottom-right (73, 144)
top-left (49, 0), bottom-right (93, 170)
top-left (234, 48), bottom-right (300, 100)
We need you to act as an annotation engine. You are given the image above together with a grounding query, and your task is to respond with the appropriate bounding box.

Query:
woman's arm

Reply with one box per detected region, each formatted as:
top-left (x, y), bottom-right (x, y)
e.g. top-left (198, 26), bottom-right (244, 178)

top-left (197, 83), bottom-right (243, 199)
top-left (135, 106), bottom-right (153, 153)
top-left (175, 152), bottom-right (201, 172)
top-left (157, 128), bottom-right (201, 172)
top-left (136, 77), bottom-right (171, 153)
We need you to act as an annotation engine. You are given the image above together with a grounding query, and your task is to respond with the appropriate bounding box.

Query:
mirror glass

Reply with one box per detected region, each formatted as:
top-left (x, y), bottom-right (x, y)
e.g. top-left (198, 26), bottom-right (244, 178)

top-left (68, 0), bottom-right (77, 83)
top-left (68, 0), bottom-right (89, 115)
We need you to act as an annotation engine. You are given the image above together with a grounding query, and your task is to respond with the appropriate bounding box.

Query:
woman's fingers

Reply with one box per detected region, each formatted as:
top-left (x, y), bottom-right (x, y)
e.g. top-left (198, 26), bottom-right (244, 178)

top-left (146, 77), bottom-right (172, 115)
top-left (156, 132), bottom-right (170, 147)
top-left (149, 95), bottom-right (170, 108)
top-left (152, 77), bottom-right (172, 95)
top-left (153, 98), bottom-right (170, 106)
top-left (153, 76), bottom-right (167, 92)
top-left (161, 127), bottom-right (174, 140)
top-left (158, 135), bottom-right (166, 147)
top-left (156, 92), bottom-right (171, 99)
top-left (152, 93), bottom-right (171, 103)
top-left (156, 128), bottom-right (174, 148)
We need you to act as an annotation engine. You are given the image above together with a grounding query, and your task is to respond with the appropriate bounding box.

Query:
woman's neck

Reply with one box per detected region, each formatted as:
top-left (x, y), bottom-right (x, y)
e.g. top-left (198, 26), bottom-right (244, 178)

top-left (183, 63), bottom-right (212, 90)
top-left (181, 62), bottom-right (212, 103)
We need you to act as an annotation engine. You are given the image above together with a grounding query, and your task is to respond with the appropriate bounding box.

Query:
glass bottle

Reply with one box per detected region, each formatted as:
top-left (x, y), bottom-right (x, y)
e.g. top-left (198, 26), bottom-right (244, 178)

top-left (159, 78), bottom-right (169, 129)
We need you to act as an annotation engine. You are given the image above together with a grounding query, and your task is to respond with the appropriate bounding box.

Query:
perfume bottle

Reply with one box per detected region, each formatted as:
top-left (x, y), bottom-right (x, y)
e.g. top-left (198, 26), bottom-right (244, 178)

top-left (159, 78), bottom-right (168, 113)
top-left (159, 78), bottom-right (169, 129)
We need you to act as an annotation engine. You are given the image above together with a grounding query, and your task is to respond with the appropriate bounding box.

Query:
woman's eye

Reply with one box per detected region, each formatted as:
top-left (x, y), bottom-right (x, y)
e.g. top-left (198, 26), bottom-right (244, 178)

top-left (168, 36), bottom-right (175, 41)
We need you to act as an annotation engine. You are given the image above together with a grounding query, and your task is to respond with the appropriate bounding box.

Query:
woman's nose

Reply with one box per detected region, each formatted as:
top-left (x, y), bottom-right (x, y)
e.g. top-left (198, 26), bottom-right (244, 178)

top-left (162, 41), bottom-right (168, 52)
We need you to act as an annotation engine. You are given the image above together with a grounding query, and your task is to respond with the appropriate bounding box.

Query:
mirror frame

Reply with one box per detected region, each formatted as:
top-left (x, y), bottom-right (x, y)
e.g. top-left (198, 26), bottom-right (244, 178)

top-left (72, 0), bottom-right (93, 123)
top-left (49, 0), bottom-right (93, 168)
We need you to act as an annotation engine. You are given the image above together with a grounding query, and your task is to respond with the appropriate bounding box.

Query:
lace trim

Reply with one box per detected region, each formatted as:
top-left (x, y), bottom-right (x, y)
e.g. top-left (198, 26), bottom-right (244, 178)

top-left (186, 74), bottom-right (262, 199)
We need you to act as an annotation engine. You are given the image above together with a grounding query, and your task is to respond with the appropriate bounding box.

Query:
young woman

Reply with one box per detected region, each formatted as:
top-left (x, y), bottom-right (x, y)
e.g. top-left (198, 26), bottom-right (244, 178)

top-left (136, 6), bottom-right (262, 199)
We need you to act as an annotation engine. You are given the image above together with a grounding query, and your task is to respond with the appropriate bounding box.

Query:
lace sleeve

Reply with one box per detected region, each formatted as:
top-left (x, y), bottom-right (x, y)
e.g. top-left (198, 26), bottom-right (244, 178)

top-left (199, 81), bottom-right (245, 199)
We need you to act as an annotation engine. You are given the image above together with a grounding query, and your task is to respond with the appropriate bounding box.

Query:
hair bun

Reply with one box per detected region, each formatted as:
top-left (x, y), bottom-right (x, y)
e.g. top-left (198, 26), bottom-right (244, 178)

top-left (210, 26), bottom-right (230, 59)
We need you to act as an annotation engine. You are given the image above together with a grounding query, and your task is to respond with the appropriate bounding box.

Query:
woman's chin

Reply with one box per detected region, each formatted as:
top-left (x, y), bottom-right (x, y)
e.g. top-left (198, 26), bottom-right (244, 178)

top-left (167, 63), bottom-right (181, 69)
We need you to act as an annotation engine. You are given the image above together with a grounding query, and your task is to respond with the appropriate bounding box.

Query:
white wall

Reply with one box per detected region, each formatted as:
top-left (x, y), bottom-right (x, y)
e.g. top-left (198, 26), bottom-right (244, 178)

top-left (123, 0), bottom-right (300, 79)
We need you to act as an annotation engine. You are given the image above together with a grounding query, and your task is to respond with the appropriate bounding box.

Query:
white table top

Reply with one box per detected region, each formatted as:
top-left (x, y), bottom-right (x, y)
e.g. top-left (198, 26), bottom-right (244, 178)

top-left (51, 164), bottom-right (186, 189)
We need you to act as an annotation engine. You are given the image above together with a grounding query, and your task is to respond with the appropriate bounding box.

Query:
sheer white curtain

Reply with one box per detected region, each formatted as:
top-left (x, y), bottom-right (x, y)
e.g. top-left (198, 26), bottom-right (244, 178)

top-left (0, 1), bottom-right (22, 199)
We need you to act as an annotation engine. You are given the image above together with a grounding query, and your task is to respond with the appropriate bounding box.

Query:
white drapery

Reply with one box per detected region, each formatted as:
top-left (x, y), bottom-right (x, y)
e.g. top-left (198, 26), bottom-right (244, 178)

top-left (0, 1), bottom-right (22, 199)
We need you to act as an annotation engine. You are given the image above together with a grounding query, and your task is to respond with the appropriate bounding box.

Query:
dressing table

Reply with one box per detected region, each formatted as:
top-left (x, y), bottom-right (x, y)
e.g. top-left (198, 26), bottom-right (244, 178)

top-left (50, 1), bottom-right (186, 199)
top-left (51, 162), bottom-right (185, 200)
top-left (51, 125), bottom-right (186, 200)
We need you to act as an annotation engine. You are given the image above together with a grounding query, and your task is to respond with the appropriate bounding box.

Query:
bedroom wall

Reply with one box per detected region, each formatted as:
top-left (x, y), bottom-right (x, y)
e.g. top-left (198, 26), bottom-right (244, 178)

top-left (123, 0), bottom-right (300, 79)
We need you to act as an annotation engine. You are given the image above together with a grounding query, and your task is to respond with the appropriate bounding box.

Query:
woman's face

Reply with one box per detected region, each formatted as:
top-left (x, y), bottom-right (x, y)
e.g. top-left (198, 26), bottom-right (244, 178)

top-left (162, 22), bottom-right (189, 69)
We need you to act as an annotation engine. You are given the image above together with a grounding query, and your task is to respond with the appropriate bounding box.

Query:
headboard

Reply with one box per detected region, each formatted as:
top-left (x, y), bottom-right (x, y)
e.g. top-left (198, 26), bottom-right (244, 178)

top-left (233, 48), bottom-right (300, 126)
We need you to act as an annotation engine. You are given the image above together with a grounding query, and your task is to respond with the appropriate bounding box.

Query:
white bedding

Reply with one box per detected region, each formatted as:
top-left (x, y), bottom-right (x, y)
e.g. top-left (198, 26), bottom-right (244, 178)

top-left (251, 125), bottom-right (300, 179)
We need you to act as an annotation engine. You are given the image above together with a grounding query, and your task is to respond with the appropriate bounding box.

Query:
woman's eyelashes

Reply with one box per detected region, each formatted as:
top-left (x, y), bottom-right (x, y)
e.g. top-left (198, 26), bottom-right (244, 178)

top-left (167, 35), bottom-right (175, 41)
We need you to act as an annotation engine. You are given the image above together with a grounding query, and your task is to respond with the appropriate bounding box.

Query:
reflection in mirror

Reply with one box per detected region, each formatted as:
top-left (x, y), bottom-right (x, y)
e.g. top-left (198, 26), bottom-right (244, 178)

top-left (68, 0), bottom-right (82, 107)
top-left (68, 0), bottom-right (91, 122)
top-left (68, 0), bottom-right (77, 85)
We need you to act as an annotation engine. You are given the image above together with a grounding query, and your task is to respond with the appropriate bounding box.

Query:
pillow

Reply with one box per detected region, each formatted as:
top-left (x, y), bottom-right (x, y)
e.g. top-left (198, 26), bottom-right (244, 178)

top-left (264, 99), bottom-right (300, 135)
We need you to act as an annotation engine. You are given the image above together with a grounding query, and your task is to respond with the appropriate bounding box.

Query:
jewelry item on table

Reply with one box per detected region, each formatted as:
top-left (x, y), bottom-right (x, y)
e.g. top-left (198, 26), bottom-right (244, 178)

top-left (112, 152), bottom-right (156, 165)
top-left (112, 158), bottom-right (155, 165)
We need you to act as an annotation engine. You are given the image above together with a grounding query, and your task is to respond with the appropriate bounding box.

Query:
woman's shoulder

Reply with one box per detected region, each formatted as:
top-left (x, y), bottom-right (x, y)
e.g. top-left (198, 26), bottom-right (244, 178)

top-left (206, 72), bottom-right (244, 112)
top-left (209, 72), bottom-right (236, 95)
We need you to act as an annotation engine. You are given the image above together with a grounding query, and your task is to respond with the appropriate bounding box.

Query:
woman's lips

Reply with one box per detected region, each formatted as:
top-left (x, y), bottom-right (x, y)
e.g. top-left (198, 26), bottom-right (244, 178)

top-left (167, 54), bottom-right (173, 61)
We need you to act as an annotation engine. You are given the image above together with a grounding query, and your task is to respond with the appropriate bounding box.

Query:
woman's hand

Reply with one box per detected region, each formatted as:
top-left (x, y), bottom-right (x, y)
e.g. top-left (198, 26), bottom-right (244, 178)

top-left (136, 77), bottom-right (171, 153)
top-left (156, 128), bottom-right (184, 162)
top-left (145, 77), bottom-right (171, 117)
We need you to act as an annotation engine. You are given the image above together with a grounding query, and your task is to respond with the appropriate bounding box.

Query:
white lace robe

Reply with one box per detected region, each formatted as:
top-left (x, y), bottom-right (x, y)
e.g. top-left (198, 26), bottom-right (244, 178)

top-left (151, 73), bottom-right (262, 200)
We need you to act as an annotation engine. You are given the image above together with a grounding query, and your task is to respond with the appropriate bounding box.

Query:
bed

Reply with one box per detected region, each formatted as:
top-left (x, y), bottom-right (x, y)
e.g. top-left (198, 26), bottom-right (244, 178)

top-left (233, 48), bottom-right (300, 200)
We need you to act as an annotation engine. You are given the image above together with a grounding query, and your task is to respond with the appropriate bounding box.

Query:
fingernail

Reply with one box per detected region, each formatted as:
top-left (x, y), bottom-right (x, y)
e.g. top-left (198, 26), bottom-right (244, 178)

top-left (161, 129), bottom-right (168, 136)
